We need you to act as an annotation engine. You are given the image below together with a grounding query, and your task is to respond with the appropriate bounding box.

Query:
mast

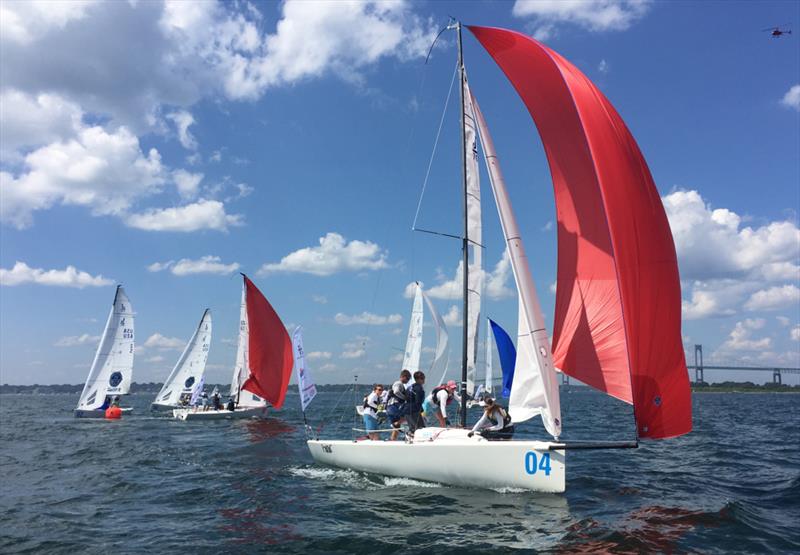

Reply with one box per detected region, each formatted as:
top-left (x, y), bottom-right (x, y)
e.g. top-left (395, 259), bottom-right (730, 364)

top-left (457, 21), bottom-right (469, 429)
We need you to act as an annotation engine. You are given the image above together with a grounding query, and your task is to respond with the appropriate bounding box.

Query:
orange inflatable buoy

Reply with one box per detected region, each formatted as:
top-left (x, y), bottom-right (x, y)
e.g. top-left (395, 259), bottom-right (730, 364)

top-left (105, 406), bottom-right (122, 419)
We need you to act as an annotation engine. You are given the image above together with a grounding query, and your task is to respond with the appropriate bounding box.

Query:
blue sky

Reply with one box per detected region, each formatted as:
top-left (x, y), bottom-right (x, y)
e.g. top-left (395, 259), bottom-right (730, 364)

top-left (1, 0), bottom-right (798, 386)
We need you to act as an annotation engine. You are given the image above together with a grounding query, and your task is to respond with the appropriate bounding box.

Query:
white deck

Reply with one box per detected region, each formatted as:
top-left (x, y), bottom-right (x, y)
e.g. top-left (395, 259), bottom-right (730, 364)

top-left (307, 427), bottom-right (565, 492)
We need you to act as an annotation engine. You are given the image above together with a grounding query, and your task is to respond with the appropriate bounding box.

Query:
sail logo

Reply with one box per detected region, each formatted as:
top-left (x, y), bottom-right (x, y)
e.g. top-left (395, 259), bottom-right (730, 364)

top-left (184, 376), bottom-right (195, 389)
top-left (109, 371), bottom-right (123, 387)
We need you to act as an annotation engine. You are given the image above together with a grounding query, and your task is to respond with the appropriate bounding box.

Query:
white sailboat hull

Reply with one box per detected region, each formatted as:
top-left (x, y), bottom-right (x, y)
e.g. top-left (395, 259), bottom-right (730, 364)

top-left (307, 428), bottom-right (565, 492)
top-left (74, 407), bottom-right (134, 419)
top-left (172, 406), bottom-right (267, 421)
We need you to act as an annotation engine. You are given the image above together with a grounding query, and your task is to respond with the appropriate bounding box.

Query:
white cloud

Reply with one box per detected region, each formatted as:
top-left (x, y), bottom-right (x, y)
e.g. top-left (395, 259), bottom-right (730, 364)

top-left (166, 110), bottom-right (197, 150)
top-left (549, 281), bottom-right (557, 294)
top-left (0, 0), bottom-right (98, 45)
top-left (791, 326), bottom-right (800, 341)
top-left (334, 312), bottom-right (402, 326)
top-left (442, 305), bottom-right (461, 326)
top-left (147, 255), bottom-right (240, 276)
top-left (146, 355), bottom-right (165, 363)
top-left (744, 285), bottom-right (800, 312)
top-left (125, 199), bottom-right (243, 232)
top-left (1, 123), bottom-right (166, 229)
top-left (664, 190), bottom-right (800, 282)
top-left (259, 232), bottom-right (388, 276)
top-left (307, 351), bottom-right (332, 360)
top-left (172, 169), bottom-right (203, 199)
top-left (341, 348), bottom-right (366, 359)
top-left (776, 316), bottom-right (790, 326)
top-left (0, 89), bottom-right (83, 160)
top-left (715, 319), bottom-right (771, 356)
top-left (54, 333), bottom-right (100, 347)
top-left (781, 84), bottom-right (800, 112)
top-left (598, 59), bottom-right (609, 73)
top-left (541, 220), bottom-right (554, 231)
top-left (409, 251), bottom-right (514, 302)
top-left (0, 261), bottom-right (112, 288)
top-left (143, 333), bottom-right (184, 350)
top-left (513, 0), bottom-right (651, 40)
top-left (312, 295), bottom-right (328, 304)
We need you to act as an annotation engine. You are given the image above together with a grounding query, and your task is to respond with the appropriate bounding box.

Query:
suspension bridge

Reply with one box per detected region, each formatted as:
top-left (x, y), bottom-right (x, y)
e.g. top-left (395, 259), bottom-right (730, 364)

top-left (558, 344), bottom-right (800, 385)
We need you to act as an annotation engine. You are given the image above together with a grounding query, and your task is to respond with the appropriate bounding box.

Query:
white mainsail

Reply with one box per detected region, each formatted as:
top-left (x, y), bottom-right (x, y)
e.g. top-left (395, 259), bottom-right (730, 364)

top-left (471, 86), bottom-right (562, 439)
top-left (77, 285), bottom-right (134, 410)
top-left (421, 286), bottom-right (448, 376)
top-left (402, 282), bottom-right (424, 372)
top-left (154, 309), bottom-right (212, 407)
top-left (230, 282), bottom-right (266, 408)
top-left (463, 72), bottom-right (483, 396)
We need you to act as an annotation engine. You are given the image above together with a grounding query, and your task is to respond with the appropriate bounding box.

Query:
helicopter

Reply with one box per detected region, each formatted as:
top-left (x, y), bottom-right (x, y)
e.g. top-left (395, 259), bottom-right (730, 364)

top-left (762, 25), bottom-right (792, 38)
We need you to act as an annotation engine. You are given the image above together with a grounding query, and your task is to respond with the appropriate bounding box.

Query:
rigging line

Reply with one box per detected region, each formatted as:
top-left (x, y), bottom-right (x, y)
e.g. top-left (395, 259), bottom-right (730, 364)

top-left (411, 58), bottom-right (459, 232)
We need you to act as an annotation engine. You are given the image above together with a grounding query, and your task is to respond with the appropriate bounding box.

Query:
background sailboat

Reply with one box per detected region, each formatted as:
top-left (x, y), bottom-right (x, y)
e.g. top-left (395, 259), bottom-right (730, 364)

top-left (174, 275), bottom-right (292, 421)
top-left (75, 285), bottom-right (134, 418)
top-left (152, 309), bottom-right (212, 411)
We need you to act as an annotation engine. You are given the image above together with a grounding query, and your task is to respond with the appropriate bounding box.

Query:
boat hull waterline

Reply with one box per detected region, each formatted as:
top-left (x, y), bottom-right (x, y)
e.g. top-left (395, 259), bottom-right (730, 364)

top-left (74, 407), bottom-right (134, 419)
top-left (307, 428), bottom-right (565, 492)
top-left (172, 406), bottom-right (267, 421)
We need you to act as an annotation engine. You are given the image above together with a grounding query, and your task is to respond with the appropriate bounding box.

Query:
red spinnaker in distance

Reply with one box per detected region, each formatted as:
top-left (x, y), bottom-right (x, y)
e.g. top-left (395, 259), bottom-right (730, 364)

top-left (468, 25), bottom-right (691, 439)
top-left (242, 275), bottom-right (293, 410)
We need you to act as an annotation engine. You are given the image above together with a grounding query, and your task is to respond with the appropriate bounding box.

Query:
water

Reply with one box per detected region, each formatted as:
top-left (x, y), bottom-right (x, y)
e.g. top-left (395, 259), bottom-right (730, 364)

top-left (1, 389), bottom-right (798, 553)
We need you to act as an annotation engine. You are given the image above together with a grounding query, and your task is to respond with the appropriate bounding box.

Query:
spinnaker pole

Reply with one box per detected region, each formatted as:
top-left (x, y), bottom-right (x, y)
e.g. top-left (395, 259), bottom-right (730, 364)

top-left (456, 21), bottom-right (469, 429)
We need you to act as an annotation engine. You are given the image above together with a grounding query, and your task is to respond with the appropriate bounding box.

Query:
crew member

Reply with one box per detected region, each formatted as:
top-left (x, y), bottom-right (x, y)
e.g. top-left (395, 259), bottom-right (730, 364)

top-left (422, 380), bottom-right (460, 427)
top-left (362, 384), bottom-right (384, 440)
top-left (468, 397), bottom-right (515, 440)
top-left (386, 370), bottom-right (411, 440)
top-left (407, 371), bottom-right (426, 433)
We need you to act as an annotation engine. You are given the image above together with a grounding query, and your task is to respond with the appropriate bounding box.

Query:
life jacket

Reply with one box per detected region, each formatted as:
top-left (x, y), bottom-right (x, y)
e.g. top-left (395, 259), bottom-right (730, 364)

top-left (386, 381), bottom-right (408, 405)
top-left (363, 393), bottom-right (380, 413)
top-left (488, 406), bottom-right (512, 428)
top-left (430, 385), bottom-right (451, 406)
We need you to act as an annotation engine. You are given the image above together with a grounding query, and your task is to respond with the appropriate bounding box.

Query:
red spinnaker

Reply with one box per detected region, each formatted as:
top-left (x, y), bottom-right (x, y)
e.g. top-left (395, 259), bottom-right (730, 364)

top-left (468, 25), bottom-right (691, 439)
top-left (242, 275), bottom-right (292, 410)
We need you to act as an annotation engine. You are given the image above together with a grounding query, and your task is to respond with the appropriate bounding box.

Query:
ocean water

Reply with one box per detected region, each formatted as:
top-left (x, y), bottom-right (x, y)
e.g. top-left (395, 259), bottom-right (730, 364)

top-left (1, 388), bottom-right (798, 554)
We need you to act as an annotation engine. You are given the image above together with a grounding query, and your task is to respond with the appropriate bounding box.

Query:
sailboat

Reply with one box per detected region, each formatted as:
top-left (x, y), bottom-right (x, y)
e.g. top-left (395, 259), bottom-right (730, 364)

top-left (151, 309), bottom-right (212, 411)
top-left (75, 285), bottom-right (135, 418)
top-left (173, 275), bottom-right (293, 421)
top-left (306, 23), bottom-right (691, 492)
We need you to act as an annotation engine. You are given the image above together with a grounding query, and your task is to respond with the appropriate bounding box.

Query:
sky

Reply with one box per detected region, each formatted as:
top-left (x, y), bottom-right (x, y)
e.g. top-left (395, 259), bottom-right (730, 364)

top-left (1, 0), bottom-right (798, 387)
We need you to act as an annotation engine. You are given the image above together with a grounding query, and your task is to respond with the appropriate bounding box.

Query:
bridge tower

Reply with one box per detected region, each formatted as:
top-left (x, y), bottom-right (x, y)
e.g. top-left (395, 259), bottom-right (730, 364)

top-left (773, 369), bottom-right (782, 385)
top-left (694, 344), bottom-right (704, 384)
top-left (561, 372), bottom-right (570, 386)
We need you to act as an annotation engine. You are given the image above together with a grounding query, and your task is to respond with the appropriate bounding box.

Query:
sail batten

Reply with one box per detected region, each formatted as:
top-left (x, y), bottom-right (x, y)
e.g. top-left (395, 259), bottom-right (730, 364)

top-left (468, 25), bottom-right (691, 439)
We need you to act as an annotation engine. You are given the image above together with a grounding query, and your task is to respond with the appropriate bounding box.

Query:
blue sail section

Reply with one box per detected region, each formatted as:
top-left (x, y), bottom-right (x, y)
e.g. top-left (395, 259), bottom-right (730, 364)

top-left (489, 318), bottom-right (516, 398)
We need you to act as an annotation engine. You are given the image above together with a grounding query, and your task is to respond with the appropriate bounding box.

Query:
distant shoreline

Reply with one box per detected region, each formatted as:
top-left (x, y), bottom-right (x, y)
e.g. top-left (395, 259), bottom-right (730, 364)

top-left (2, 382), bottom-right (797, 395)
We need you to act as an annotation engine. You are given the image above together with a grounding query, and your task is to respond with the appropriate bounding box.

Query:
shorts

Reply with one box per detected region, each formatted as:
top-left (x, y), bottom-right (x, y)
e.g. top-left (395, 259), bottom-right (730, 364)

top-left (422, 399), bottom-right (439, 418)
top-left (386, 402), bottom-right (408, 424)
top-left (363, 413), bottom-right (379, 432)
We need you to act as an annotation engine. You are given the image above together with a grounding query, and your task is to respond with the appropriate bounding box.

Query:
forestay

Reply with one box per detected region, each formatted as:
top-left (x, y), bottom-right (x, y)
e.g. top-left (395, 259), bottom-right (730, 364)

top-left (154, 309), bottom-right (211, 407)
top-left (402, 283), bottom-right (424, 373)
top-left (471, 86), bottom-right (562, 438)
top-left (77, 286), bottom-right (134, 411)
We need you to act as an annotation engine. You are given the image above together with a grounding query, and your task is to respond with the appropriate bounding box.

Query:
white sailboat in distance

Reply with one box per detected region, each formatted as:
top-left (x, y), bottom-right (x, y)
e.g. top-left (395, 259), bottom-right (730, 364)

top-left (306, 22), bottom-right (691, 492)
top-left (75, 285), bottom-right (135, 418)
top-left (174, 275), bottom-right (293, 421)
top-left (152, 309), bottom-right (211, 411)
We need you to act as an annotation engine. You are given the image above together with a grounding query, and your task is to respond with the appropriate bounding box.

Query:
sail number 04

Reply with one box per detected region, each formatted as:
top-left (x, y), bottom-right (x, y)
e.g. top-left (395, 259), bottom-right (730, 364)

top-left (524, 451), bottom-right (552, 476)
